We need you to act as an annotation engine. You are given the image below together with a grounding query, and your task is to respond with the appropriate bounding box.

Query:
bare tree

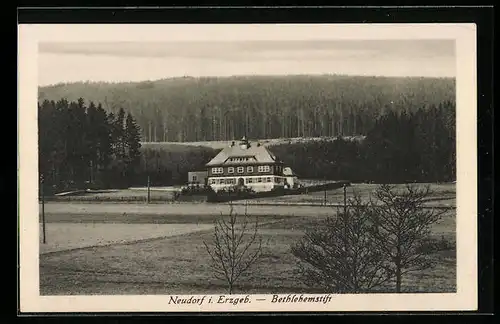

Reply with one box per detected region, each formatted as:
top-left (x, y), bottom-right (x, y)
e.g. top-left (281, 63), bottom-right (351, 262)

top-left (291, 194), bottom-right (392, 293)
top-left (203, 204), bottom-right (263, 294)
top-left (370, 184), bottom-right (449, 292)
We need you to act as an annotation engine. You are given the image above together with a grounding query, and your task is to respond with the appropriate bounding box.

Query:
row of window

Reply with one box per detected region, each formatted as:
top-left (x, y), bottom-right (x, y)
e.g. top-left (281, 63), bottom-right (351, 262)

top-left (228, 157), bottom-right (253, 162)
top-left (212, 165), bottom-right (271, 174)
top-left (247, 177), bottom-right (272, 184)
top-left (210, 178), bottom-right (237, 185)
top-left (209, 177), bottom-right (284, 185)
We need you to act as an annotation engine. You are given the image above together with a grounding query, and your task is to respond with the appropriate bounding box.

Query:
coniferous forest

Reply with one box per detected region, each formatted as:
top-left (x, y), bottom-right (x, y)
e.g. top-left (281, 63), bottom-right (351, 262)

top-left (270, 102), bottom-right (456, 183)
top-left (38, 75), bottom-right (456, 191)
top-left (39, 75), bottom-right (455, 142)
top-left (38, 99), bottom-right (142, 192)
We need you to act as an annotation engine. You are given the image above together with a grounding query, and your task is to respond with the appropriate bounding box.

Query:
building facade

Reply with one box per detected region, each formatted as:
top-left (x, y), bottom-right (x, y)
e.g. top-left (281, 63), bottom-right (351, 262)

top-left (206, 137), bottom-right (286, 192)
top-left (187, 171), bottom-right (208, 186)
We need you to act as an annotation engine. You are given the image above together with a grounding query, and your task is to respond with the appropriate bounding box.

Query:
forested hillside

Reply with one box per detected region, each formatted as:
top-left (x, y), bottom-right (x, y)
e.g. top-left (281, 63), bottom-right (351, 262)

top-left (39, 99), bottom-right (455, 191)
top-left (269, 102), bottom-right (456, 183)
top-left (138, 101), bottom-right (455, 185)
top-left (39, 75), bottom-right (455, 142)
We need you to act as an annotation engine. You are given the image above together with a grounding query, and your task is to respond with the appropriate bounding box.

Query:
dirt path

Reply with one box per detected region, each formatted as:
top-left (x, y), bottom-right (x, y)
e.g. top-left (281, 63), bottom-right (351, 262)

top-left (41, 202), bottom-right (337, 217)
top-left (39, 218), bottom-right (286, 255)
top-left (39, 223), bottom-right (215, 255)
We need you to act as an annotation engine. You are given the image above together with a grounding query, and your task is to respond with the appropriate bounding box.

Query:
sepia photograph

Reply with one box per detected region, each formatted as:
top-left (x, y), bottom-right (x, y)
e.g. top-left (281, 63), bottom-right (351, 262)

top-left (18, 23), bottom-right (477, 313)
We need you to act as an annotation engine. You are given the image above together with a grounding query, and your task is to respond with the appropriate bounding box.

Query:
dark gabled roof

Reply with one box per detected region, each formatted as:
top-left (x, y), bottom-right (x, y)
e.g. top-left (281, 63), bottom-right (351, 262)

top-left (206, 138), bottom-right (279, 167)
top-left (283, 167), bottom-right (298, 177)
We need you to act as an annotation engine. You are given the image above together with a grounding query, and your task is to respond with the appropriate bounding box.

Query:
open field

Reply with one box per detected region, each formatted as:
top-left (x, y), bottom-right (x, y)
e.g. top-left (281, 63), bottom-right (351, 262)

top-left (141, 136), bottom-right (365, 150)
top-left (250, 182), bottom-right (456, 207)
top-left (39, 223), bottom-right (215, 254)
top-left (39, 201), bottom-right (456, 295)
top-left (52, 188), bottom-right (179, 201)
top-left (47, 182), bottom-right (456, 209)
top-left (41, 202), bottom-right (345, 219)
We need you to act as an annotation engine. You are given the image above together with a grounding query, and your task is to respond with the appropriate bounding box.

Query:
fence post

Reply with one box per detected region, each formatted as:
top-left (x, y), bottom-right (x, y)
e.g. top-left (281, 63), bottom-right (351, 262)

top-left (40, 175), bottom-right (46, 244)
top-left (343, 184), bottom-right (347, 215)
top-left (147, 175), bottom-right (151, 204)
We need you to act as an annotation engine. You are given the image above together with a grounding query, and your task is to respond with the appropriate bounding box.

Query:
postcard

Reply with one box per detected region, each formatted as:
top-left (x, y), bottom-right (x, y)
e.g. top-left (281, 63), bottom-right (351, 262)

top-left (18, 23), bottom-right (477, 313)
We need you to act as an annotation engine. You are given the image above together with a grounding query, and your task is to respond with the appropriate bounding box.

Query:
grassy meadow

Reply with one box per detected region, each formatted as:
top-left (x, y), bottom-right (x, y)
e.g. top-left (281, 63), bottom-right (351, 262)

top-left (250, 182), bottom-right (456, 207)
top-left (40, 211), bottom-right (456, 295)
top-left (141, 136), bottom-right (365, 150)
top-left (49, 182), bottom-right (456, 208)
top-left (39, 182), bottom-right (456, 295)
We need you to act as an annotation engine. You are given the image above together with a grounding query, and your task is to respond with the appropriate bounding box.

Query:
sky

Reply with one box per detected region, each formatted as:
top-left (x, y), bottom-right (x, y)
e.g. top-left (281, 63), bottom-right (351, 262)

top-left (38, 39), bottom-right (456, 86)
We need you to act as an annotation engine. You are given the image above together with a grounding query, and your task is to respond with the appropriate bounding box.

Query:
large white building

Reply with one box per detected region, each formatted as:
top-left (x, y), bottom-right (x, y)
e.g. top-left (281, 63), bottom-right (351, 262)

top-left (205, 137), bottom-right (287, 192)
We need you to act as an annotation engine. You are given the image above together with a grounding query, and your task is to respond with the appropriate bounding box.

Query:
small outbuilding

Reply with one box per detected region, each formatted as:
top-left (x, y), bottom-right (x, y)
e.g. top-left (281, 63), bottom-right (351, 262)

top-left (283, 167), bottom-right (299, 189)
top-left (188, 171), bottom-right (208, 186)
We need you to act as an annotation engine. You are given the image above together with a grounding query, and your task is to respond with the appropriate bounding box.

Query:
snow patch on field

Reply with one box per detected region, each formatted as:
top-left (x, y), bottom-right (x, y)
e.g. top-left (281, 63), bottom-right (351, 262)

top-left (141, 136), bottom-right (366, 150)
top-left (39, 223), bottom-right (213, 254)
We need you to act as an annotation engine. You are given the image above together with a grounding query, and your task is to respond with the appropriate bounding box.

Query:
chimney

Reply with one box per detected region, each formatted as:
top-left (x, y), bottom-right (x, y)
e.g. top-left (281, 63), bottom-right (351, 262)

top-left (239, 136), bottom-right (250, 149)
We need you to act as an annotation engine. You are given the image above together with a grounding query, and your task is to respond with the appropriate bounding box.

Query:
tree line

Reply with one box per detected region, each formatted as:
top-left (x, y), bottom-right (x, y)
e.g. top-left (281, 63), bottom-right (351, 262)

top-left (38, 98), bottom-right (142, 193)
top-left (269, 101), bottom-right (456, 183)
top-left (38, 95), bottom-right (455, 191)
top-left (39, 75), bottom-right (455, 142)
top-left (139, 143), bottom-right (217, 186)
top-left (136, 101), bottom-right (455, 186)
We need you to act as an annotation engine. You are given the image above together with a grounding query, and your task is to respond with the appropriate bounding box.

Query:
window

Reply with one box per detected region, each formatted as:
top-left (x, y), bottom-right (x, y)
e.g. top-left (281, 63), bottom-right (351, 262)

top-left (237, 167), bottom-right (244, 173)
top-left (230, 156), bottom-right (252, 162)
top-left (247, 166), bottom-right (253, 173)
top-left (258, 177), bottom-right (262, 183)
top-left (266, 177), bottom-right (271, 182)
top-left (258, 165), bottom-right (270, 173)
top-left (228, 167), bottom-right (235, 173)
top-left (210, 179), bottom-right (216, 185)
top-left (247, 178), bottom-right (253, 184)
top-left (192, 176), bottom-right (197, 181)
top-left (212, 167), bottom-right (223, 174)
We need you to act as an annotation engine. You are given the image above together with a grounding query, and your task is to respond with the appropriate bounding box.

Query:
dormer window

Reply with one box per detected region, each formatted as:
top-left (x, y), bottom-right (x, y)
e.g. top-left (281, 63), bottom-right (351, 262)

top-left (228, 156), bottom-right (253, 163)
top-left (212, 167), bottom-right (223, 174)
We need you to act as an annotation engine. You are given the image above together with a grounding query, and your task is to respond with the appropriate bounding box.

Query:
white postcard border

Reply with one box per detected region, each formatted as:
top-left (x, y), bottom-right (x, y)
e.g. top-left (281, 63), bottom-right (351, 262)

top-left (18, 23), bottom-right (477, 313)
